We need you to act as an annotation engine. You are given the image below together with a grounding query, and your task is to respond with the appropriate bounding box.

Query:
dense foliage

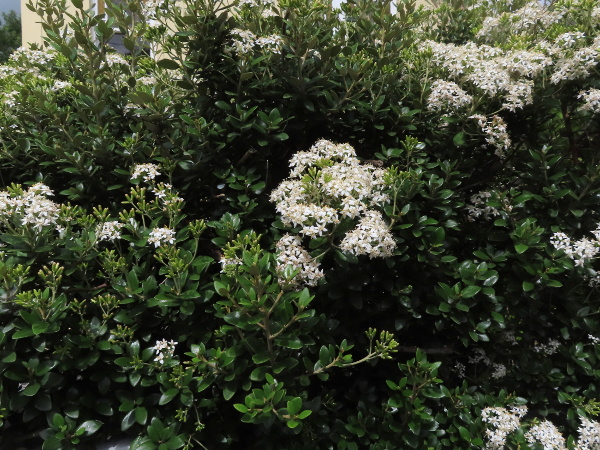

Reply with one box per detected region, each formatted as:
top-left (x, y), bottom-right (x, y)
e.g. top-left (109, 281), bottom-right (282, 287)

top-left (1, 0), bottom-right (600, 448)
top-left (0, 11), bottom-right (21, 63)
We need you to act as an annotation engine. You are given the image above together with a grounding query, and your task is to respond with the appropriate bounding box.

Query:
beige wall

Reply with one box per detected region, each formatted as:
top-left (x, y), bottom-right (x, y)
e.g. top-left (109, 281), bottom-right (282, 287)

top-left (21, 0), bottom-right (97, 47)
top-left (21, 0), bottom-right (432, 48)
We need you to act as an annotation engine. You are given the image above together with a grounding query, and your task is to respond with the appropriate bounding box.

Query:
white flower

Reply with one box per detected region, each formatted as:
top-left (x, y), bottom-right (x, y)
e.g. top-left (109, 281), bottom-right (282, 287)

top-left (97, 221), bottom-right (123, 241)
top-left (9, 47), bottom-right (56, 66)
top-left (51, 80), bottom-right (72, 91)
top-left (579, 88), bottom-right (600, 114)
top-left (339, 211), bottom-right (396, 259)
top-left (131, 163), bottom-right (161, 182)
top-left (153, 339), bottom-right (177, 364)
top-left (465, 190), bottom-right (500, 222)
top-left (470, 115), bottom-right (511, 158)
top-left (137, 76), bottom-right (157, 86)
top-left (482, 406), bottom-right (527, 449)
top-left (276, 234), bottom-right (324, 288)
top-left (427, 80), bottom-right (473, 112)
top-left (271, 140), bottom-right (394, 262)
top-left (102, 53), bottom-right (128, 68)
top-left (255, 34), bottom-right (283, 54)
top-left (491, 363), bottom-right (507, 379)
top-left (551, 227), bottom-right (600, 267)
top-left (551, 47), bottom-right (599, 84)
top-left (230, 28), bottom-right (257, 55)
top-left (533, 339), bottom-right (560, 355)
top-left (525, 420), bottom-right (566, 450)
top-left (576, 417), bottom-right (600, 450)
top-left (148, 227), bottom-right (176, 247)
top-left (503, 80), bottom-right (534, 112)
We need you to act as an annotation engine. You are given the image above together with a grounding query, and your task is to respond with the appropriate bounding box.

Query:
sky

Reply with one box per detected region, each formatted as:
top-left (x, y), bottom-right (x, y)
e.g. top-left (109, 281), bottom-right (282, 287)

top-left (0, 0), bottom-right (21, 17)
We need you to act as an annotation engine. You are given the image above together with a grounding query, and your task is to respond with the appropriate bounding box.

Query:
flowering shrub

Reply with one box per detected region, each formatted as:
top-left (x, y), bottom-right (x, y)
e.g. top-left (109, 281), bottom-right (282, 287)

top-left (1, 0), bottom-right (600, 448)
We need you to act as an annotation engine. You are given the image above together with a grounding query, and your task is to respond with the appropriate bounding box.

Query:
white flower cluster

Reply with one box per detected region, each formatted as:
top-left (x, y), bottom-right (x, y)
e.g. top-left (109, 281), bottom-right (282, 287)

top-left (490, 363), bottom-right (507, 379)
top-left (468, 347), bottom-right (490, 365)
top-left (556, 32), bottom-right (587, 48)
top-left (271, 140), bottom-right (390, 234)
top-left (238, 0), bottom-right (278, 17)
top-left (532, 339), bottom-right (560, 356)
top-left (525, 420), bottom-right (566, 450)
top-left (152, 183), bottom-right (184, 210)
top-left (220, 255), bottom-right (242, 271)
top-left (140, 0), bottom-right (168, 28)
top-left (153, 339), bottom-right (176, 364)
top-left (9, 47), bottom-right (56, 66)
top-left (466, 191), bottom-right (500, 222)
top-left (470, 115), bottom-right (511, 158)
top-left (420, 37), bottom-right (552, 113)
top-left (230, 28), bottom-right (283, 56)
top-left (476, 2), bottom-right (562, 41)
top-left (577, 417), bottom-right (600, 450)
top-left (51, 80), bottom-right (72, 91)
top-left (0, 183), bottom-right (60, 231)
top-left (131, 163), bottom-right (161, 182)
top-left (482, 405), bottom-right (528, 449)
top-left (148, 227), bottom-right (176, 247)
top-left (0, 66), bottom-right (20, 79)
top-left (579, 88), bottom-right (600, 114)
top-left (270, 140), bottom-right (395, 285)
top-left (551, 44), bottom-right (599, 84)
top-left (427, 80), bottom-right (472, 113)
top-left (276, 234), bottom-right (324, 288)
top-left (503, 80), bottom-right (533, 112)
top-left (97, 221), bottom-right (123, 241)
top-left (137, 76), bottom-right (157, 86)
top-left (483, 406), bottom-right (600, 450)
top-left (101, 53), bottom-right (128, 68)
top-left (339, 211), bottom-right (396, 259)
top-left (551, 228), bottom-right (600, 267)
top-left (2, 91), bottom-right (20, 108)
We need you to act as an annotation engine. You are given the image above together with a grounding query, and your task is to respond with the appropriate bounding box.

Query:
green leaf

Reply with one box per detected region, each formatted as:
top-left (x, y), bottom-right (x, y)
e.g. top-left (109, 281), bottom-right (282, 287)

top-left (159, 388), bottom-right (179, 405)
top-left (13, 328), bottom-right (35, 339)
top-left (42, 437), bottom-right (62, 450)
top-left (515, 244), bottom-right (529, 254)
top-left (252, 352), bottom-right (271, 364)
top-left (130, 437), bottom-right (155, 450)
top-left (453, 132), bottom-right (465, 147)
top-left (522, 281), bottom-right (534, 292)
top-left (121, 410), bottom-right (136, 431)
top-left (298, 410), bottom-right (312, 419)
top-left (135, 407), bottom-right (148, 425)
top-left (287, 397), bottom-right (302, 416)
top-left (166, 435), bottom-right (185, 449)
top-left (319, 346), bottom-right (330, 366)
top-left (234, 404), bottom-right (248, 413)
top-left (491, 311), bottom-right (504, 324)
top-left (461, 285), bottom-right (480, 299)
top-left (22, 383), bottom-right (41, 396)
top-left (157, 59), bottom-right (180, 70)
top-left (2, 352), bottom-right (16, 362)
top-left (76, 420), bottom-right (102, 436)
top-left (286, 420), bottom-right (300, 429)
top-left (459, 426), bottom-right (471, 441)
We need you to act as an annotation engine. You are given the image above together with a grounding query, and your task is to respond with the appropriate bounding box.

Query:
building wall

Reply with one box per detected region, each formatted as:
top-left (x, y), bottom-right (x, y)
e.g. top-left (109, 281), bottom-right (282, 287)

top-left (21, 0), bottom-right (431, 48)
top-left (21, 0), bottom-right (97, 47)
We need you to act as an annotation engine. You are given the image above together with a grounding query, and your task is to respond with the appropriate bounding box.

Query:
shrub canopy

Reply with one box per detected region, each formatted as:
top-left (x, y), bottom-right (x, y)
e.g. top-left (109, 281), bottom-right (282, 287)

top-left (1, 0), bottom-right (600, 448)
